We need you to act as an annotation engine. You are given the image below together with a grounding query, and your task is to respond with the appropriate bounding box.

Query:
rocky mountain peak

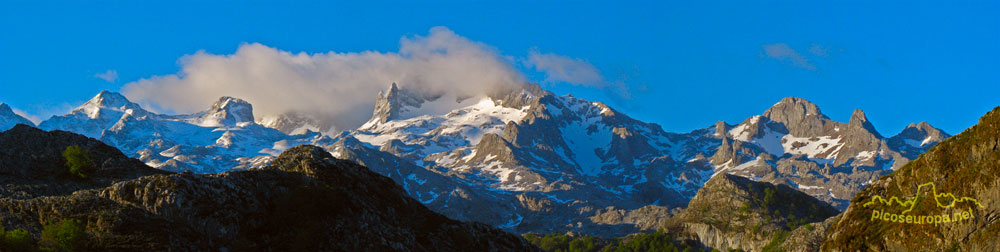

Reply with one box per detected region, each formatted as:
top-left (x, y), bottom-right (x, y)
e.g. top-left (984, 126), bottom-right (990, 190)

top-left (887, 120), bottom-right (951, 159)
top-left (83, 90), bottom-right (135, 109)
top-left (763, 97), bottom-right (825, 120)
top-left (761, 97), bottom-right (831, 136)
top-left (362, 82), bottom-right (433, 129)
top-left (899, 121), bottom-right (948, 142)
top-left (714, 121), bottom-right (730, 137)
top-left (847, 108), bottom-right (882, 138)
top-left (195, 96), bottom-right (255, 126)
top-left (72, 90), bottom-right (145, 119)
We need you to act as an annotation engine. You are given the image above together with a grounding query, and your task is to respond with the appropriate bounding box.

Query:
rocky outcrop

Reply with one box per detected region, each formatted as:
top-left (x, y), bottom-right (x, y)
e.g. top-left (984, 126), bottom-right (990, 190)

top-left (664, 174), bottom-right (839, 251)
top-left (822, 107), bottom-right (1000, 251)
top-left (780, 215), bottom-right (839, 252)
top-left (0, 142), bottom-right (538, 251)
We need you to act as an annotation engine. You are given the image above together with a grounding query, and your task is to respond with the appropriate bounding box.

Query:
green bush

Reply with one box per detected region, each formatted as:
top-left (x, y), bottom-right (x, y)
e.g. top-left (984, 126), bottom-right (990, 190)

top-left (763, 187), bottom-right (776, 207)
top-left (62, 146), bottom-right (94, 179)
top-left (1, 227), bottom-right (36, 252)
top-left (39, 219), bottom-right (87, 252)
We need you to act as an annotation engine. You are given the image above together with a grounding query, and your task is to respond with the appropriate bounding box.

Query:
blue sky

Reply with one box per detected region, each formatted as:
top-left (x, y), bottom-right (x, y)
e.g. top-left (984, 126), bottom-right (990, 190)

top-left (1, 1), bottom-right (997, 135)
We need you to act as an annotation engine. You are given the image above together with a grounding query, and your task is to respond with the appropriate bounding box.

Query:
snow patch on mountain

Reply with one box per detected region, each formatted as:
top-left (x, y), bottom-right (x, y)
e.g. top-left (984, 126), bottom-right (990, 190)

top-left (781, 135), bottom-right (843, 159)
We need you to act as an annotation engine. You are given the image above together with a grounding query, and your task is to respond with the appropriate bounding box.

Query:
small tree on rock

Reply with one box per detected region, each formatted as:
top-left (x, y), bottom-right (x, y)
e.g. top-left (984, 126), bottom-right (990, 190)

top-left (62, 145), bottom-right (94, 179)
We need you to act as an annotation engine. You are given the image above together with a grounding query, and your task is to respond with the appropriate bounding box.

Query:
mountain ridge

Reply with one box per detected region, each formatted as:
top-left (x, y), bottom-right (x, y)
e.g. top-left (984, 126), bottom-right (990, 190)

top-left (1, 86), bottom-right (950, 237)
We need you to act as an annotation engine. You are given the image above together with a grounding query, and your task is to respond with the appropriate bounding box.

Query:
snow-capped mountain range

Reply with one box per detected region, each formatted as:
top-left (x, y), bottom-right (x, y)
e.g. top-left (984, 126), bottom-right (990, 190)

top-left (0, 84), bottom-right (948, 236)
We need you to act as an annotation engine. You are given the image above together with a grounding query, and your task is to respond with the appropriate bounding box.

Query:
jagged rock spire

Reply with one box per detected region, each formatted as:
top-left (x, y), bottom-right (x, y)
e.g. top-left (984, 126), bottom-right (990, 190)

top-left (362, 82), bottom-right (428, 129)
top-left (848, 109), bottom-right (882, 138)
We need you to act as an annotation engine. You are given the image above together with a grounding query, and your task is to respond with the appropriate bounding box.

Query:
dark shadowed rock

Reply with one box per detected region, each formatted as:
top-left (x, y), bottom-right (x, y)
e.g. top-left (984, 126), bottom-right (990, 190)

top-left (0, 124), bottom-right (168, 199)
top-left (0, 142), bottom-right (538, 251)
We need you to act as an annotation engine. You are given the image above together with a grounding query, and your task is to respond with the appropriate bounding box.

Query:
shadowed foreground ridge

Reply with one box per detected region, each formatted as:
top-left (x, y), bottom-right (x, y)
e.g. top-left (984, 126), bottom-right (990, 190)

top-left (822, 107), bottom-right (1000, 251)
top-left (0, 126), bottom-right (537, 251)
top-left (0, 124), bottom-right (169, 199)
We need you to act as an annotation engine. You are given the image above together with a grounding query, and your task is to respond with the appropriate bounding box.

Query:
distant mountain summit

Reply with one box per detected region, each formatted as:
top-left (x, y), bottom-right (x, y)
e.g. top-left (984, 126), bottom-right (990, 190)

top-left (0, 102), bottom-right (34, 131)
top-left (887, 121), bottom-right (950, 159)
top-left (183, 96), bottom-right (255, 127)
top-left (709, 96), bottom-right (946, 209)
top-left (38, 90), bottom-right (150, 138)
top-left (37, 91), bottom-right (310, 173)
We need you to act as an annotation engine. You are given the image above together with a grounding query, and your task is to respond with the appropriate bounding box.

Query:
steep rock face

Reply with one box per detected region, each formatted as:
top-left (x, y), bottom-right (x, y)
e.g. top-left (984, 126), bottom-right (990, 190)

top-left (0, 103), bottom-right (35, 131)
top-left (822, 107), bottom-right (1000, 251)
top-left (0, 145), bottom-right (538, 251)
top-left (0, 124), bottom-right (168, 199)
top-left (663, 174), bottom-right (839, 251)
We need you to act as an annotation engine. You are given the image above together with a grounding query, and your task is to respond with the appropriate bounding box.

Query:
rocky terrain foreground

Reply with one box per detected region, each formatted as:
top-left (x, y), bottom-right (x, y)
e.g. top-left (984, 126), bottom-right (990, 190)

top-left (0, 125), bottom-right (537, 251)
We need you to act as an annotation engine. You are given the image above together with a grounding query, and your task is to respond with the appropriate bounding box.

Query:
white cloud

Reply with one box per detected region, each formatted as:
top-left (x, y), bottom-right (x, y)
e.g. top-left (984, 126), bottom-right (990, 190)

top-left (122, 27), bottom-right (524, 132)
top-left (763, 43), bottom-right (816, 70)
top-left (526, 50), bottom-right (604, 86)
top-left (94, 69), bottom-right (119, 82)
